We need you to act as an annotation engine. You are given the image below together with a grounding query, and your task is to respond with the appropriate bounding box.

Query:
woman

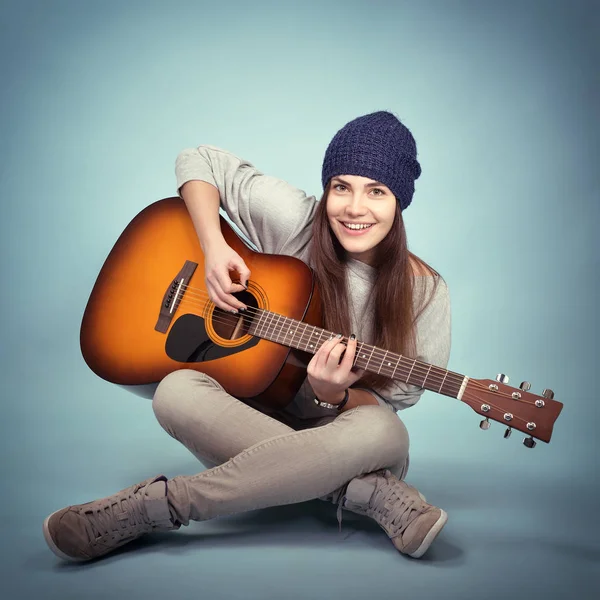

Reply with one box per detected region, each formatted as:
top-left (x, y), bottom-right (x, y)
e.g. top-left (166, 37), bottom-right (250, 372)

top-left (43, 111), bottom-right (451, 562)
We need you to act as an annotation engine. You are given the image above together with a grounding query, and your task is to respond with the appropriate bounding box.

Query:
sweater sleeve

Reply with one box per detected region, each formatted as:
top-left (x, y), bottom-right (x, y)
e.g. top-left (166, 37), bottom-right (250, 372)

top-left (367, 276), bottom-right (452, 412)
top-left (175, 145), bottom-right (317, 257)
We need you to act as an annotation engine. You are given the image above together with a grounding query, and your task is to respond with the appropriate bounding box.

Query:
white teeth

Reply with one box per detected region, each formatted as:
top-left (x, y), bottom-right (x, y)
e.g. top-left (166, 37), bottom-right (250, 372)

top-left (343, 223), bottom-right (373, 230)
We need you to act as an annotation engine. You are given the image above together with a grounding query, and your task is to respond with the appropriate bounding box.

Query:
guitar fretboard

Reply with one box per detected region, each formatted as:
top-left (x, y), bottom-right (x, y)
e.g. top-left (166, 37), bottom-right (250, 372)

top-left (247, 308), bottom-right (465, 398)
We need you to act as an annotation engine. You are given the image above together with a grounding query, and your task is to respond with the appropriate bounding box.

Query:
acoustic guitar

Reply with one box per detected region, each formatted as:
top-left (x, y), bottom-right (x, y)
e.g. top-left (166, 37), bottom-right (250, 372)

top-left (80, 197), bottom-right (563, 448)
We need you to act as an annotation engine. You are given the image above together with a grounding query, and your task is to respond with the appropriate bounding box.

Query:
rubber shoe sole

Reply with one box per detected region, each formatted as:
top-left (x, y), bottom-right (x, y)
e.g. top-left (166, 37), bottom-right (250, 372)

top-left (407, 509), bottom-right (448, 558)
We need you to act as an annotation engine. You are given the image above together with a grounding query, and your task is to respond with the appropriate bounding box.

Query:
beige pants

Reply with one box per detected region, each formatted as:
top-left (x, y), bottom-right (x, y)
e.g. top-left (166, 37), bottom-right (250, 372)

top-left (152, 369), bottom-right (410, 525)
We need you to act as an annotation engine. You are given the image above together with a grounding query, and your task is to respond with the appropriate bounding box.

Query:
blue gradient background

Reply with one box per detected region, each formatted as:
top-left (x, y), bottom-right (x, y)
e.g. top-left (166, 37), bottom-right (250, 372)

top-left (1, 0), bottom-right (598, 598)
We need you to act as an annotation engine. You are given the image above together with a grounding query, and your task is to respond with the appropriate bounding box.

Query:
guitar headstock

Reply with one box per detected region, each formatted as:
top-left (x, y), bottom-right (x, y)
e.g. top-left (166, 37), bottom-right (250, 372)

top-left (461, 375), bottom-right (563, 446)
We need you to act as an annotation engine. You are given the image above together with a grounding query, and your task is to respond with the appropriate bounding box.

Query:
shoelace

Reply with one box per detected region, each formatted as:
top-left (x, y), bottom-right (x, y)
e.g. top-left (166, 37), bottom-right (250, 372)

top-left (336, 475), bottom-right (426, 537)
top-left (83, 487), bottom-right (150, 542)
top-left (367, 479), bottom-right (426, 538)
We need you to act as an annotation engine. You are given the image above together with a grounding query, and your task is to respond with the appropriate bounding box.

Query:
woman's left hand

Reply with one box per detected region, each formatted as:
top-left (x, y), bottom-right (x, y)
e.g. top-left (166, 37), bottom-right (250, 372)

top-left (307, 334), bottom-right (365, 405)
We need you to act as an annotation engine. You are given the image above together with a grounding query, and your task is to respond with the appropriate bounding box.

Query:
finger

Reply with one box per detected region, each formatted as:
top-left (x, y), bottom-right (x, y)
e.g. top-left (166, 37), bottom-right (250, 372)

top-left (213, 265), bottom-right (236, 294)
top-left (207, 281), bottom-right (239, 312)
top-left (230, 282), bottom-right (247, 292)
top-left (229, 258), bottom-right (251, 289)
top-left (312, 335), bottom-right (337, 371)
top-left (206, 279), bottom-right (233, 311)
top-left (213, 267), bottom-right (246, 310)
top-left (326, 341), bottom-right (347, 368)
top-left (340, 334), bottom-right (358, 370)
top-left (317, 334), bottom-right (342, 364)
top-left (306, 354), bottom-right (316, 377)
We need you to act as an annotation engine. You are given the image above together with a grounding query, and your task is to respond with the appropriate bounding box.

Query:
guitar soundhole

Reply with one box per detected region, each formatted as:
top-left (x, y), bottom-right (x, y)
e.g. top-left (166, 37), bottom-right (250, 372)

top-left (212, 290), bottom-right (258, 340)
top-left (165, 288), bottom-right (260, 363)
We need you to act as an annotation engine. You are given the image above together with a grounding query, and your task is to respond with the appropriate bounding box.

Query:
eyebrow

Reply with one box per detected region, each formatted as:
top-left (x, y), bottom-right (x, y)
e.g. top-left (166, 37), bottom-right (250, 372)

top-left (331, 177), bottom-right (388, 189)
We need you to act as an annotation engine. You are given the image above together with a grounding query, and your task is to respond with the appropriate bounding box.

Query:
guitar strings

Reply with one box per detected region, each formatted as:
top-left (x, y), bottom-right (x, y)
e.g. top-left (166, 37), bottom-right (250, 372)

top-left (171, 286), bottom-right (529, 402)
top-left (174, 283), bottom-right (460, 383)
top-left (172, 286), bottom-right (458, 386)
top-left (171, 283), bottom-right (531, 404)
top-left (170, 291), bottom-right (540, 410)
top-left (169, 298), bottom-right (541, 435)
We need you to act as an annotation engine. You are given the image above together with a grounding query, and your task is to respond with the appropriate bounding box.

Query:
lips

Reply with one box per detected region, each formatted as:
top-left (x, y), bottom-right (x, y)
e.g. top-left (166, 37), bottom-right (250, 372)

top-left (339, 221), bottom-right (375, 237)
top-left (342, 222), bottom-right (374, 231)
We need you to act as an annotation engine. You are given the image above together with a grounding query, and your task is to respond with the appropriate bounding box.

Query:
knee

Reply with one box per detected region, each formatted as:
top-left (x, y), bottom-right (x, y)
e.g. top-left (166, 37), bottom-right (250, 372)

top-left (341, 405), bottom-right (409, 463)
top-left (152, 369), bottom-right (221, 425)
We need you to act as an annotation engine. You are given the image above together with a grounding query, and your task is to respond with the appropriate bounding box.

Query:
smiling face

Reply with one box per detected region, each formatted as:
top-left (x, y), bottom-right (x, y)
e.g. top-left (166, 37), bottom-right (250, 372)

top-left (326, 174), bottom-right (398, 266)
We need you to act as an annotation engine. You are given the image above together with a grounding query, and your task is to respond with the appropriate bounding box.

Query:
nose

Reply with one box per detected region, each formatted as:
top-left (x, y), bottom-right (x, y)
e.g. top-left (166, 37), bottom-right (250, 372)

top-left (345, 193), bottom-right (368, 217)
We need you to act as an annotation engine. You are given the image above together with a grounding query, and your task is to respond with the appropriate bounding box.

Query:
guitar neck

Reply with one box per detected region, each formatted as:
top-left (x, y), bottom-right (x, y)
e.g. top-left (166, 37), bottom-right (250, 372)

top-left (247, 308), bottom-right (467, 399)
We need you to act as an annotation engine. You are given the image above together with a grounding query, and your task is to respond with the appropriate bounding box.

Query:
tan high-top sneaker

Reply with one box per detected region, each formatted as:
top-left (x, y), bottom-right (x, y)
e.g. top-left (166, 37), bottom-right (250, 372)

top-left (342, 470), bottom-right (447, 558)
top-left (43, 475), bottom-right (180, 562)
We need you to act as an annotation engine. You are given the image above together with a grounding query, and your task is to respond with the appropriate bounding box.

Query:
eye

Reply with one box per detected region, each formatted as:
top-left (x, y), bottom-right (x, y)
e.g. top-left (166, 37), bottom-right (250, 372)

top-left (371, 188), bottom-right (386, 196)
top-left (333, 184), bottom-right (347, 192)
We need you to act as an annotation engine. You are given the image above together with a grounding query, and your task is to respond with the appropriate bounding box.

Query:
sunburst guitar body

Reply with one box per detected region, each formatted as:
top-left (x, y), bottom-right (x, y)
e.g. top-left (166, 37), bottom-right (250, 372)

top-left (81, 196), bottom-right (321, 408)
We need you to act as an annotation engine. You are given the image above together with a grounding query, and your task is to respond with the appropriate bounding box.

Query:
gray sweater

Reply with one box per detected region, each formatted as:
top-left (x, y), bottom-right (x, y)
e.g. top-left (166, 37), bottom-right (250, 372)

top-left (175, 145), bottom-right (451, 416)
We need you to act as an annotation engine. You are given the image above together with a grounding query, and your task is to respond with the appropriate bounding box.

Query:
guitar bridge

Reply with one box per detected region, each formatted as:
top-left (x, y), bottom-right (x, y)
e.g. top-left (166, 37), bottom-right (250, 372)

top-left (155, 260), bottom-right (198, 333)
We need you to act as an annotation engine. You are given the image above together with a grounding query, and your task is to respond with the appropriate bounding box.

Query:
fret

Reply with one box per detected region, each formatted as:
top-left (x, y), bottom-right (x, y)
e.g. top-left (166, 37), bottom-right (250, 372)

top-left (421, 364), bottom-right (432, 387)
top-left (354, 342), bottom-right (362, 367)
top-left (273, 313), bottom-right (283, 343)
top-left (406, 359), bottom-right (416, 384)
top-left (307, 325), bottom-right (319, 352)
top-left (317, 329), bottom-right (327, 352)
top-left (281, 315), bottom-right (291, 343)
top-left (265, 312), bottom-right (277, 342)
top-left (270, 313), bottom-right (279, 343)
top-left (438, 369), bottom-right (449, 393)
top-left (378, 350), bottom-right (389, 375)
top-left (310, 325), bottom-right (322, 353)
top-left (312, 326), bottom-right (322, 352)
top-left (259, 311), bottom-right (270, 340)
top-left (283, 316), bottom-right (292, 344)
top-left (290, 319), bottom-right (302, 350)
top-left (364, 345), bottom-right (376, 371)
top-left (274, 313), bottom-right (284, 344)
top-left (307, 324), bottom-right (320, 353)
top-left (391, 355), bottom-right (402, 379)
top-left (280, 314), bottom-right (290, 344)
top-left (254, 309), bottom-right (266, 338)
top-left (282, 317), bottom-right (293, 347)
top-left (299, 323), bottom-right (309, 352)
top-left (268, 312), bottom-right (278, 343)
top-left (357, 342), bottom-right (369, 367)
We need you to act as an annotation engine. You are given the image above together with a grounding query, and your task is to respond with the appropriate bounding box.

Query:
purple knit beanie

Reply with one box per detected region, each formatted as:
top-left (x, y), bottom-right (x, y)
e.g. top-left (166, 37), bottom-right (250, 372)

top-left (321, 111), bottom-right (422, 211)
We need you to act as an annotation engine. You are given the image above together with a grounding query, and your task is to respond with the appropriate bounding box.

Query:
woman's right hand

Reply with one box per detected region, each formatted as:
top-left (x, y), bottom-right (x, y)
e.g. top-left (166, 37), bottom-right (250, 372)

top-left (204, 241), bottom-right (251, 313)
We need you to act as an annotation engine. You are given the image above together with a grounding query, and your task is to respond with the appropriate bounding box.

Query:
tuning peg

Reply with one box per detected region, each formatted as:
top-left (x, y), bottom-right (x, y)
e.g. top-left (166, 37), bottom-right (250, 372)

top-left (496, 373), bottom-right (509, 384)
top-left (504, 427), bottom-right (512, 439)
top-left (542, 389), bottom-right (554, 399)
top-left (523, 437), bottom-right (536, 449)
top-left (480, 418), bottom-right (491, 430)
top-left (519, 381), bottom-right (531, 391)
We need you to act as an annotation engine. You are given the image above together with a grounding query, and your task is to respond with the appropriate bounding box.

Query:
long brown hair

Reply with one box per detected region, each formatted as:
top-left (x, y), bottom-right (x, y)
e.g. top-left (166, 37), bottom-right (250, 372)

top-left (309, 181), bottom-right (440, 390)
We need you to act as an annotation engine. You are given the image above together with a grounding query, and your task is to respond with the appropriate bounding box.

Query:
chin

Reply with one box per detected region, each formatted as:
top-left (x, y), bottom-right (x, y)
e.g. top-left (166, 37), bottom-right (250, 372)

top-left (343, 242), bottom-right (377, 257)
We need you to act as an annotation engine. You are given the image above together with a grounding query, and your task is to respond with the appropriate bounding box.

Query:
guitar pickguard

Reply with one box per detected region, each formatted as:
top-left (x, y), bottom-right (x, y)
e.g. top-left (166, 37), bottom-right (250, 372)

top-left (165, 313), bottom-right (259, 363)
